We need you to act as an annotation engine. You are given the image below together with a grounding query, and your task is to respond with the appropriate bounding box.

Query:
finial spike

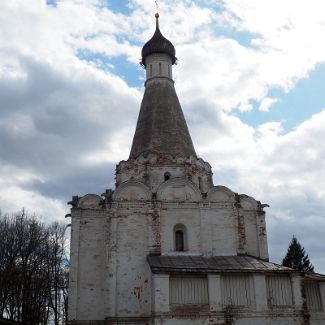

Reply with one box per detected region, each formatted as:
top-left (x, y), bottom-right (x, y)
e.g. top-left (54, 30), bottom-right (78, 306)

top-left (155, 0), bottom-right (160, 29)
top-left (155, 12), bottom-right (159, 30)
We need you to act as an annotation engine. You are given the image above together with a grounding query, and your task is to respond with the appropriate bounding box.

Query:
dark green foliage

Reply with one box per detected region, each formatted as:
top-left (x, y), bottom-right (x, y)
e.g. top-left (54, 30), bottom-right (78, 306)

top-left (282, 236), bottom-right (314, 273)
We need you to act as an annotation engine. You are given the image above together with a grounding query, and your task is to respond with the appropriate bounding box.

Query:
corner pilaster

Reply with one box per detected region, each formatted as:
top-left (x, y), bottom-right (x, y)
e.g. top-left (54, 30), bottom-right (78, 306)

top-left (292, 274), bottom-right (303, 308)
top-left (208, 274), bottom-right (222, 311)
top-left (152, 274), bottom-right (170, 313)
top-left (67, 209), bottom-right (81, 321)
top-left (253, 274), bottom-right (268, 310)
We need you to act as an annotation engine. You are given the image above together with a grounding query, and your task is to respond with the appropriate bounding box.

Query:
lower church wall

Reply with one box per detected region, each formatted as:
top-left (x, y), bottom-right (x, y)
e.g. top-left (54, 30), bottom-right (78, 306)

top-left (68, 199), bottom-right (325, 325)
top-left (69, 206), bottom-right (107, 321)
top-left (67, 311), bottom-right (325, 325)
top-left (155, 313), bottom-right (304, 325)
top-left (113, 212), bottom-right (152, 317)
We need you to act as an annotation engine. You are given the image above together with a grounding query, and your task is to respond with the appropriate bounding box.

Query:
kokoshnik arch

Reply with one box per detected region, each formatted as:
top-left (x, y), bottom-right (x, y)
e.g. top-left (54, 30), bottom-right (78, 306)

top-left (67, 13), bottom-right (325, 325)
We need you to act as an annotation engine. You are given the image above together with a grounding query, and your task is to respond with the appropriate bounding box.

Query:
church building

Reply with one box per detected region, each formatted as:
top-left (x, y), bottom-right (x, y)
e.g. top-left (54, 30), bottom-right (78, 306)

top-left (67, 13), bottom-right (325, 325)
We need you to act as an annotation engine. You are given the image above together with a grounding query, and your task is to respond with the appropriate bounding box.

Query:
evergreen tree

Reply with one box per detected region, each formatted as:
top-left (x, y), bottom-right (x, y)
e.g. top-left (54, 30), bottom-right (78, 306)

top-left (282, 236), bottom-right (314, 273)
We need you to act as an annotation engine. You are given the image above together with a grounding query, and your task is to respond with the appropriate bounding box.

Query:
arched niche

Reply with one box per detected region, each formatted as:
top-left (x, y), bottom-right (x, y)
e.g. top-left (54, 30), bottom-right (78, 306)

top-left (113, 180), bottom-right (151, 201)
top-left (156, 178), bottom-right (201, 202)
top-left (206, 185), bottom-right (235, 203)
top-left (240, 195), bottom-right (258, 210)
top-left (77, 194), bottom-right (103, 209)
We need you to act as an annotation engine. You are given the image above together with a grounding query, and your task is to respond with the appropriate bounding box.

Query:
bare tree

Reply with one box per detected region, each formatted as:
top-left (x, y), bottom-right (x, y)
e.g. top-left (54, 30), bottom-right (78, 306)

top-left (46, 222), bottom-right (69, 325)
top-left (0, 210), bottom-right (69, 324)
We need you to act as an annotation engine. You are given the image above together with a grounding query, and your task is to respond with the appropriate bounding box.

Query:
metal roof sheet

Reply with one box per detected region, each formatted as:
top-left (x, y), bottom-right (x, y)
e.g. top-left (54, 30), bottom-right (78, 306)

top-left (147, 255), bottom-right (294, 274)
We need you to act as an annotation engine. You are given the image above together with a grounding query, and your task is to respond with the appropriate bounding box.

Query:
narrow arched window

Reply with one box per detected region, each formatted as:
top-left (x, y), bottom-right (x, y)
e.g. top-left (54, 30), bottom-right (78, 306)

top-left (175, 230), bottom-right (184, 251)
top-left (150, 64), bottom-right (153, 77)
top-left (164, 172), bottom-right (170, 181)
top-left (159, 62), bottom-right (162, 75)
top-left (174, 224), bottom-right (187, 252)
top-left (198, 176), bottom-right (202, 191)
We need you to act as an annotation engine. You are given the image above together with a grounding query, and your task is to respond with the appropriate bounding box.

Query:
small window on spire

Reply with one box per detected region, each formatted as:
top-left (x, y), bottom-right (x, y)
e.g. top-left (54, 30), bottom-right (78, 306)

top-left (159, 62), bottom-right (162, 75)
top-left (164, 172), bottom-right (170, 181)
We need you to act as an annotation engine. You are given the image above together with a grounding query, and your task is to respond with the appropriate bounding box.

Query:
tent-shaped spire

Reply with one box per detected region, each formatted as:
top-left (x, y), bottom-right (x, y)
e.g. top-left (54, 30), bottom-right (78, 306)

top-left (129, 14), bottom-right (196, 159)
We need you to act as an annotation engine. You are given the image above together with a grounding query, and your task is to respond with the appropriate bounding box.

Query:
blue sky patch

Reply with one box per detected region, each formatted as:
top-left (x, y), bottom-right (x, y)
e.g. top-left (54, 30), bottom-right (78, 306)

top-left (46, 0), bottom-right (57, 7)
top-left (77, 49), bottom-right (143, 88)
top-left (191, 0), bottom-right (224, 13)
top-left (215, 27), bottom-right (259, 48)
top-left (102, 0), bottom-right (133, 15)
top-left (237, 65), bottom-right (325, 132)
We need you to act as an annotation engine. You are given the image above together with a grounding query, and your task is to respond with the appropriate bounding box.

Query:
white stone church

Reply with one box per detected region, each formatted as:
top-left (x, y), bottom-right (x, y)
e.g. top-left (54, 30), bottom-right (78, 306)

top-left (67, 13), bottom-right (325, 325)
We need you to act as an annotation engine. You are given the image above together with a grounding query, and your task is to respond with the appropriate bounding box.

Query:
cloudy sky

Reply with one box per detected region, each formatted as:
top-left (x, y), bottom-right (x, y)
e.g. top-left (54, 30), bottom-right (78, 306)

top-left (1, 0), bottom-right (325, 272)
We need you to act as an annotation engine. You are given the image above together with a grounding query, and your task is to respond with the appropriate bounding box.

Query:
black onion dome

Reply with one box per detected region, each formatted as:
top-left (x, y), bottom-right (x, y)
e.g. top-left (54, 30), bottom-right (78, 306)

top-left (141, 13), bottom-right (176, 66)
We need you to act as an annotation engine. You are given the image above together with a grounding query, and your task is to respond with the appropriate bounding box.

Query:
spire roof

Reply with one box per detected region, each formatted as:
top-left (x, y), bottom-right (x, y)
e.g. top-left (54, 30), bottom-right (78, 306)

top-left (141, 13), bottom-right (176, 66)
top-left (129, 82), bottom-right (196, 159)
top-left (129, 13), bottom-right (196, 159)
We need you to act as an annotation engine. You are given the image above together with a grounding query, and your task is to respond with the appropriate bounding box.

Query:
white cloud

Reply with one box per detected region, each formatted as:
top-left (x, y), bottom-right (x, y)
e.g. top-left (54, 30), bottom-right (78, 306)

top-left (259, 97), bottom-right (279, 112)
top-left (0, 184), bottom-right (66, 221)
top-left (0, 1), bottom-right (142, 217)
top-left (163, 0), bottom-right (325, 116)
top-left (238, 102), bottom-right (253, 112)
top-left (190, 104), bottom-right (325, 271)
